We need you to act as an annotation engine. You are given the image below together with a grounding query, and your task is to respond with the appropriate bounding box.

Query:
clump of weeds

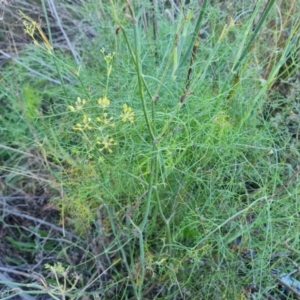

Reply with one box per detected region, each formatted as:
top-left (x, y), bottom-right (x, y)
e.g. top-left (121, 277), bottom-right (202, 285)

top-left (1, 0), bottom-right (300, 299)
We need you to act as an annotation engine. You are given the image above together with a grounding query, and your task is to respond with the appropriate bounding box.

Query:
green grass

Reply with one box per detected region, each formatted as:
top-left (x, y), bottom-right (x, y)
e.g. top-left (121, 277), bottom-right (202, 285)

top-left (1, 0), bottom-right (300, 299)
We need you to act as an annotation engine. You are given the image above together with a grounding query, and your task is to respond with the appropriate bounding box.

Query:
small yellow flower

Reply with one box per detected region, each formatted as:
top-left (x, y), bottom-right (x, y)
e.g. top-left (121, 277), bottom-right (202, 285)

top-left (101, 49), bottom-right (116, 63)
top-left (98, 96), bottom-right (110, 109)
top-left (96, 113), bottom-right (115, 129)
top-left (82, 114), bottom-right (92, 130)
top-left (45, 262), bottom-right (65, 275)
top-left (75, 97), bottom-right (86, 110)
top-left (103, 113), bottom-right (115, 126)
top-left (73, 123), bottom-right (83, 131)
top-left (97, 135), bottom-right (117, 153)
top-left (73, 114), bottom-right (92, 131)
top-left (68, 97), bottom-right (86, 111)
top-left (23, 20), bottom-right (35, 37)
top-left (120, 104), bottom-right (134, 123)
top-left (68, 105), bottom-right (75, 112)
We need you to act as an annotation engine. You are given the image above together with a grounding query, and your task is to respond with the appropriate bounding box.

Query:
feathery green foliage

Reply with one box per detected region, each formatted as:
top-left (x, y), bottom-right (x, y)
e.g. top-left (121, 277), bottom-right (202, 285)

top-left (1, 0), bottom-right (300, 299)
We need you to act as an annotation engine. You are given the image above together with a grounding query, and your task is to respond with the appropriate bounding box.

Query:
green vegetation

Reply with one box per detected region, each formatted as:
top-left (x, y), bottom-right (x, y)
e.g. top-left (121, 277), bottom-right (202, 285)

top-left (1, 0), bottom-right (300, 299)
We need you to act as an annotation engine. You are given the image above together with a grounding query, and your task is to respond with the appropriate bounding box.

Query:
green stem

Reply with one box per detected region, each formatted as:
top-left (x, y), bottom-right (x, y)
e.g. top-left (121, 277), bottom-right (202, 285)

top-left (232, 0), bottom-right (276, 72)
top-left (178, 0), bottom-right (208, 70)
top-left (239, 20), bottom-right (300, 127)
top-left (120, 27), bottom-right (156, 141)
top-left (127, 217), bottom-right (145, 300)
top-left (41, 0), bottom-right (53, 46)
top-left (139, 144), bottom-right (157, 231)
top-left (154, 183), bottom-right (172, 252)
top-left (105, 207), bottom-right (140, 299)
top-left (111, 4), bottom-right (159, 298)
top-left (220, 0), bottom-right (276, 96)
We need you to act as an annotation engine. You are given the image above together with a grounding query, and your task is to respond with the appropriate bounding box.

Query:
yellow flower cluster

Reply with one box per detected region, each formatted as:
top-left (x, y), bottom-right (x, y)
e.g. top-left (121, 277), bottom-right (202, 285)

top-left (98, 96), bottom-right (110, 109)
top-left (68, 96), bottom-right (134, 154)
top-left (97, 135), bottom-right (117, 153)
top-left (73, 114), bottom-right (92, 131)
top-left (19, 10), bottom-right (53, 52)
top-left (68, 97), bottom-right (86, 112)
top-left (23, 20), bottom-right (35, 37)
top-left (120, 104), bottom-right (134, 123)
top-left (96, 113), bottom-right (115, 129)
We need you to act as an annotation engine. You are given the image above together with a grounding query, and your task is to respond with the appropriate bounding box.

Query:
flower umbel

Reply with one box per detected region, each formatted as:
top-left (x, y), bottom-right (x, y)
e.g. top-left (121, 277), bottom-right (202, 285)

top-left (19, 10), bottom-right (53, 52)
top-left (73, 114), bottom-right (93, 131)
top-left (120, 104), bottom-right (134, 123)
top-left (96, 113), bottom-right (115, 129)
top-left (101, 49), bottom-right (116, 64)
top-left (97, 135), bottom-right (117, 153)
top-left (68, 97), bottom-right (86, 111)
top-left (45, 262), bottom-right (66, 276)
top-left (98, 96), bottom-right (110, 109)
